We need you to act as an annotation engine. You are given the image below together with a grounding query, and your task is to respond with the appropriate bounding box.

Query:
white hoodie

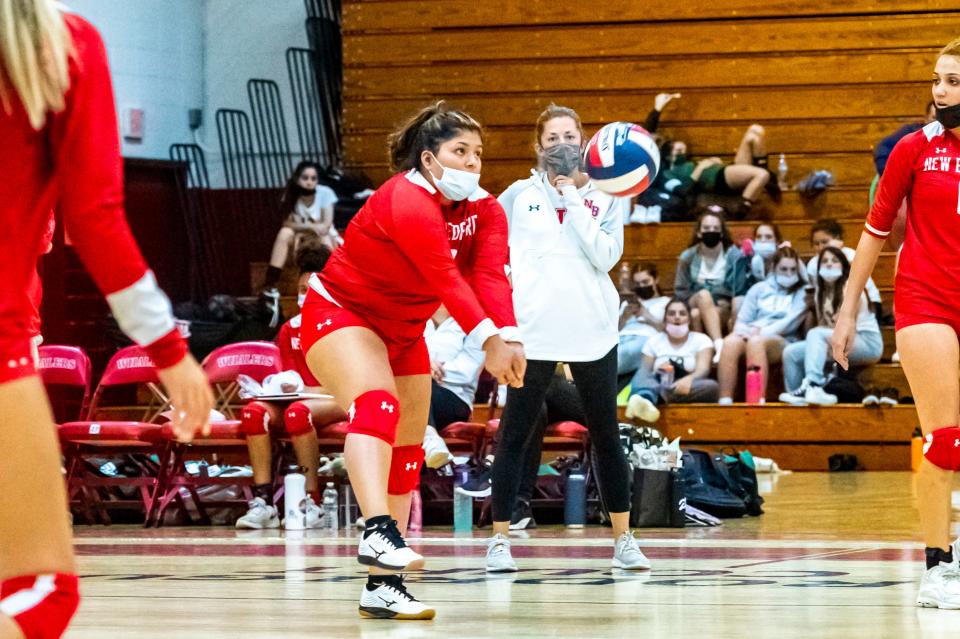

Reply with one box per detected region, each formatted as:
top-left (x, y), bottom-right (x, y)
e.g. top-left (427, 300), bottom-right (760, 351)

top-left (499, 171), bottom-right (627, 361)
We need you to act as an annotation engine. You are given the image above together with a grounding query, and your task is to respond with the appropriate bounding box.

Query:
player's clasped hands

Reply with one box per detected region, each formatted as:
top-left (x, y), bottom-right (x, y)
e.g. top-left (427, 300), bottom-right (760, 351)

top-left (483, 335), bottom-right (527, 388)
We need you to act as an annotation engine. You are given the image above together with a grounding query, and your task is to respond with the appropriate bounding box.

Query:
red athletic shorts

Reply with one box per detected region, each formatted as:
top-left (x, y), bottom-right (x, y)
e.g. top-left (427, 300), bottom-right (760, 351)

top-left (0, 337), bottom-right (37, 384)
top-left (300, 289), bottom-right (430, 377)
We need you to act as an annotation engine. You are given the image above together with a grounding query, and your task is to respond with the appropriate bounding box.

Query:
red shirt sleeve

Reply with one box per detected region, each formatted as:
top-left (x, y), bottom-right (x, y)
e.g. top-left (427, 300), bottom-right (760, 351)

top-left (865, 134), bottom-right (919, 239)
top-left (47, 16), bottom-right (185, 367)
top-left (382, 187), bottom-right (491, 338)
top-left (466, 198), bottom-right (517, 330)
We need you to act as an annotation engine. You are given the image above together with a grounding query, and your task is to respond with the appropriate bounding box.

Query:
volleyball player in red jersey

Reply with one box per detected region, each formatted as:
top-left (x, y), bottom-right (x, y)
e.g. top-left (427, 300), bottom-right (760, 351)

top-left (300, 102), bottom-right (525, 619)
top-left (833, 37), bottom-right (960, 610)
top-left (0, 2), bottom-right (213, 637)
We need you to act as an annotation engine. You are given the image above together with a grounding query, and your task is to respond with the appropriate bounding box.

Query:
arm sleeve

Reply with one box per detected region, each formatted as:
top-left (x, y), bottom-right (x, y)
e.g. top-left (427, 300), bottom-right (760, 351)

top-left (48, 18), bottom-right (184, 368)
top-left (733, 285), bottom-right (760, 334)
top-left (384, 189), bottom-right (498, 347)
top-left (673, 251), bottom-right (694, 301)
top-left (466, 200), bottom-right (520, 342)
top-left (865, 136), bottom-right (918, 239)
top-left (760, 291), bottom-right (809, 337)
top-left (643, 109), bottom-right (661, 134)
top-left (559, 186), bottom-right (624, 272)
top-left (497, 178), bottom-right (530, 229)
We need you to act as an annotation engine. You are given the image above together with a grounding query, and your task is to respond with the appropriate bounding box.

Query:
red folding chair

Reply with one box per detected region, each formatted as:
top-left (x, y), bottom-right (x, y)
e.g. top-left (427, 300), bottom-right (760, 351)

top-left (38, 345), bottom-right (93, 422)
top-left (144, 341), bottom-right (281, 526)
top-left (58, 346), bottom-right (168, 524)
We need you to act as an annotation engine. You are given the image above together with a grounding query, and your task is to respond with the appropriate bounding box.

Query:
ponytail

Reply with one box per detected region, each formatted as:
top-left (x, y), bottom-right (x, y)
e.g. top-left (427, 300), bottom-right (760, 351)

top-left (387, 101), bottom-right (483, 172)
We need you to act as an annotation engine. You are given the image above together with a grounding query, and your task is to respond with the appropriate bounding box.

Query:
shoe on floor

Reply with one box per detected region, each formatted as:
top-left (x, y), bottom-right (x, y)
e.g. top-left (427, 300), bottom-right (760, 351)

top-left (804, 383), bottom-right (837, 406)
top-left (422, 425), bottom-right (454, 469)
top-left (486, 533), bottom-right (518, 572)
top-left (235, 497), bottom-right (280, 529)
top-left (359, 574), bottom-right (436, 620)
top-left (779, 379), bottom-right (810, 406)
top-left (358, 518), bottom-right (424, 571)
top-left (612, 531), bottom-right (651, 570)
top-left (625, 394), bottom-right (661, 423)
top-left (918, 564), bottom-right (960, 609)
top-left (509, 500), bottom-right (537, 530)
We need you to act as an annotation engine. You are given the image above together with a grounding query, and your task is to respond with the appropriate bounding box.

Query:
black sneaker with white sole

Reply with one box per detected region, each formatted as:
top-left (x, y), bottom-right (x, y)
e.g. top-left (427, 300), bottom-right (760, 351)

top-left (357, 518), bottom-right (424, 571)
top-left (509, 499), bottom-right (537, 530)
top-left (460, 460), bottom-right (493, 497)
top-left (359, 574), bottom-right (435, 620)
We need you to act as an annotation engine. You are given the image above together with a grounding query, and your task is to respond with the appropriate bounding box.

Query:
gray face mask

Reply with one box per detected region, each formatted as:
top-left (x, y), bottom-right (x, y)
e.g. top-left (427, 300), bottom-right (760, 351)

top-left (542, 143), bottom-right (582, 177)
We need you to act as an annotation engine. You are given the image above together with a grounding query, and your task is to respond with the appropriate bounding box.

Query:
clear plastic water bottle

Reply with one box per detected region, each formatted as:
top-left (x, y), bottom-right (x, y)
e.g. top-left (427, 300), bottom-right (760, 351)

top-left (321, 482), bottom-right (339, 531)
top-left (658, 363), bottom-right (675, 404)
top-left (564, 464), bottom-right (586, 528)
top-left (777, 153), bottom-right (788, 190)
top-left (453, 472), bottom-right (472, 533)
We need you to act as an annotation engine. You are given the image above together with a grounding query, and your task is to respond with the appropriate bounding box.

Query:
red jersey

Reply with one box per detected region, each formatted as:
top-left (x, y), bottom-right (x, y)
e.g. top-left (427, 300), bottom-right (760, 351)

top-left (866, 121), bottom-right (960, 319)
top-left (276, 314), bottom-right (320, 386)
top-left (314, 170), bottom-right (518, 346)
top-left (0, 14), bottom-right (185, 369)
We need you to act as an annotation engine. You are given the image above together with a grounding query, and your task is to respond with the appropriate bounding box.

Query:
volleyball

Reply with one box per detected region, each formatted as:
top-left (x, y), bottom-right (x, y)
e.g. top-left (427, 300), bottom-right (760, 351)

top-left (583, 122), bottom-right (661, 197)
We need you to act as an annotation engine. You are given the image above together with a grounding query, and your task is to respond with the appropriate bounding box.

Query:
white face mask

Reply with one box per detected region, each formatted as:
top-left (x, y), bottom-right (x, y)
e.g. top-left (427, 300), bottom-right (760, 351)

top-left (819, 267), bottom-right (843, 283)
top-left (427, 153), bottom-right (480, 201)
top-left (754, 240), bottom-right (777, 258)
top-left (776, 273), bottom-right (799, 289)
top-left (297, 293), bottom-right (306, 308)
top-left (665, 323), bottom-right (689, 339)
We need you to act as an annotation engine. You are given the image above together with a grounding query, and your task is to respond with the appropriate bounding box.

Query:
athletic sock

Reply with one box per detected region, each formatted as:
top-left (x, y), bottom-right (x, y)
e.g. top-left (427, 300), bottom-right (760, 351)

top-left (926, 546), bottom-right (954, 569)
top-left (253, 483), bottom-right (273, 503)
top-left (363, 514), bottom-right (392, 539)
top-left (752, 155), bottom-right (769, 169)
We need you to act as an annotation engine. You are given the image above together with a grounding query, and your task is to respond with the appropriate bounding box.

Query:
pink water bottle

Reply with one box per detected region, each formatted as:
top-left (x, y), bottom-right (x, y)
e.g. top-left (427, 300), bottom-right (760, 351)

top-left (408, 489), bottom-right (423, 534)
top-left (745, 366), bottom-right (764, 405)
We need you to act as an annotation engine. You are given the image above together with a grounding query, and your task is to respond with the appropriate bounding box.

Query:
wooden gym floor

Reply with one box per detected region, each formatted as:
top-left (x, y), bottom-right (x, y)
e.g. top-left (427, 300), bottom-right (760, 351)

top-left (65, 472), bottom-right (960, 639)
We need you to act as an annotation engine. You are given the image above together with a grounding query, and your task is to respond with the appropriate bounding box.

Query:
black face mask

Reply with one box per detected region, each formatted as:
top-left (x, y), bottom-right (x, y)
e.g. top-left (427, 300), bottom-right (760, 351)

top-left (634, 284), bottom-right (656, 300)
top-left (298, 185), bottom-right (317, 197)
top-left (700, 231), bottom-right (722, 248)
top-left (936, 103), bottom-right (960, 129)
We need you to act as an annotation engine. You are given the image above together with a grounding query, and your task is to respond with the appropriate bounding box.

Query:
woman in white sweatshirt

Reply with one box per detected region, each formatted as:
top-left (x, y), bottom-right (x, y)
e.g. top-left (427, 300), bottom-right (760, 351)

top-left (486, 104), bottom-right (649, 573)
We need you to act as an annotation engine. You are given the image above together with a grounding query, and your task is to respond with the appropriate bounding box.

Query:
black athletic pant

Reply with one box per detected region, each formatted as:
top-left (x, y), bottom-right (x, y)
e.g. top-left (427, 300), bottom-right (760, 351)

top-left (427, 380), bottom-right (472, 431)
top-left (491, 346), bottom-right (630, 522)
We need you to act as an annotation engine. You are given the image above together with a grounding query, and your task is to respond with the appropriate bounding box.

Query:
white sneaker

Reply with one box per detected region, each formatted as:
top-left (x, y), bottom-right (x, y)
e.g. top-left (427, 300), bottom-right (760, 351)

top-left (805, 384), bottom-right (838, 406)
top-left (646, 205), bottom-right (662, 224)
top-left (625, 394), bottom-right (661, 423)
top-left (612, 531), bottom-right (652, 570)
top-left (303, 495), bottom-right (324, 529)
top-left (486, 533), bottom-right (518, 572)
top-left (713, 338), bottom-right (724, 364)
top-left (718, 397), bottom-right (734, 406)
top-left (629, 205), bottom-right (647, 224)
top-left (917, 565), bottom-right (960, 609)
top-left (235, 497), bottom-right (280, 529)
top-left (422, 425), bottom-right (454, 469)
top-left (779, 379), bottom-right (810, 406)
top-left (358, 519), bottom-right (425, 570)
top-left (358, 575), bottom-right (436, 620)
top-left (892, 351), bottom-right (900, 363)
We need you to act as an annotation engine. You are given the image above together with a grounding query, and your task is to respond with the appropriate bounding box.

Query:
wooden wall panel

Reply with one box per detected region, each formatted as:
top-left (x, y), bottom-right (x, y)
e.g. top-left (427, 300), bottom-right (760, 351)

top-left (343, 1), bottom-right (958, 32)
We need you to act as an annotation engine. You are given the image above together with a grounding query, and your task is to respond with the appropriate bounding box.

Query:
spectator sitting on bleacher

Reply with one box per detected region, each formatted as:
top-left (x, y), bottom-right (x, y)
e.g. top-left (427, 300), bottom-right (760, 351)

top-left (805, 218), bottom-right (882, 319)
top-left (779, 247), bottom-right (882, 406)
top-left (745, 222), bottom-right (784, 283)
top-left (617, 262), bottom-right (672, 378)
top-left (717, 246), bottom-right (808, 405)
top-left (624, 298), bottom-right (719, 423)
top-left (262, 161), bottom-right (341, 294)
top-left (236, 240), bottom-right (347, 530)
top-left (420, 305), bottom-right (485, 469)
top-left (674, 206), bottom-right (749, 363)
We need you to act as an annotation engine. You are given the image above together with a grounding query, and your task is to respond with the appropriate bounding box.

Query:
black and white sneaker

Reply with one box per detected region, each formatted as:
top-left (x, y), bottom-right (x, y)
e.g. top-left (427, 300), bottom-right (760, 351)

top-left (778, 379), bottom-right (809, 406)
top-left (358, 518), bottom-right (424, 571)
top-left (460, 460), bottom-right (493, 497)
top-left (879, 387), bottom-right (900, 407)
top-left (509, 499), bottom-right (536, 530)
top-left (359, 574), bottom-right (435, 620)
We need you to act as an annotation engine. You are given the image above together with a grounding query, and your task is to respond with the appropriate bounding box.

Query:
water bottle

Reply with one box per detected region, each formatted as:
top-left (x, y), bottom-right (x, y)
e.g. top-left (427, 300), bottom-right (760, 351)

top-left (408, 489), bottom-right (423, 534)
top-left (453, 473), bottom-right (472, 533)
top-left (321, 482), bottom-right (339, 531)
top-left (657, 363), bottom-right (675, 404)
top-left (283, 464), bottom-right (307, 531)
top-left (618, 262), bottom-right (632, 295)
top-left (745, 366), bottom-right (764, 405)
top-left (564, 464), bottom-right (586, 528)
top-left (777, 153), bottom-right (788, 190)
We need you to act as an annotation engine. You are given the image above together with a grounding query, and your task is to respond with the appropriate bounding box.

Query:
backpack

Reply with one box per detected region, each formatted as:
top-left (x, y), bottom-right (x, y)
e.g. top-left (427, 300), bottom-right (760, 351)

top-left (679, 449), bottom-right (747, 518)
top-left (719, 448), bottom-right (765, 516)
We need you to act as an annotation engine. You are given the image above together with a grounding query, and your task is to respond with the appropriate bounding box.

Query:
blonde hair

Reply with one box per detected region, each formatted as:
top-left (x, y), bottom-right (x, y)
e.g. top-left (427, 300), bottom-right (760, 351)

top-left (941, 38), bottom-right (960, 58)
top-left (0, 0), bottom-right (71, 130)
